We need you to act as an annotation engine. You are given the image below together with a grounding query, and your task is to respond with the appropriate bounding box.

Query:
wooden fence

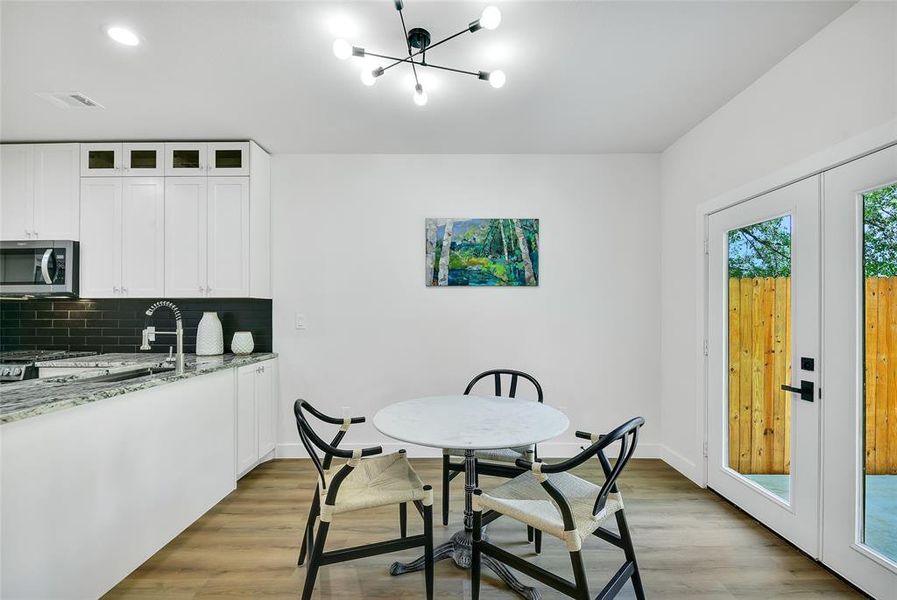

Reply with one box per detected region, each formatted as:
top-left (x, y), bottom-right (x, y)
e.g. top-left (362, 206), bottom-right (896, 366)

top-left (728, 277), bottom-right (792, 474)
top-left (865, 277), bottom-right (897, 475)
top-left (727, 276), bottom-right (897, 475)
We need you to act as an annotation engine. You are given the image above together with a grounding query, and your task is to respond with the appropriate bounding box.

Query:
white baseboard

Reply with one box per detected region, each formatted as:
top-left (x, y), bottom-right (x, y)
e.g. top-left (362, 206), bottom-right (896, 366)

top-left (275, 441), bottom-right (664, 460)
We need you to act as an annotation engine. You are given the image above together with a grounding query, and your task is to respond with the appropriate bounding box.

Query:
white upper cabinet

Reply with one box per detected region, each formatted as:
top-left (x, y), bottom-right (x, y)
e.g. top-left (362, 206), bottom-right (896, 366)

top-left (33, 144), bottom-right (81, 239)
top-left (80, 177), bottom-right (164, 298)
top-left (164, 143), bottom-right (208, 176)
top-left (164, 177), bottom-right (208, 297)
top-left (123, 143), bottom-right (164, 176)
top-left (121, 178), bottom-right (165, 297)
top-left (1, 144), bottom-right (79, 241)
top-left (1, 145), bottom-right (35, 240)
top-left (79, 178), bottom-right (122, 298)
top-left (249, 142), bottom-right (271, 298)
top-left (207, 177), bottom-right (250, 297)
top-left (81, 143), bottom-right (122, 177)
top-left (208, 142), bottom-right (249, 176)
top-left (2, 140), bottom-right (269, 297)
top-left (164, 176), bottom-right (250, 298)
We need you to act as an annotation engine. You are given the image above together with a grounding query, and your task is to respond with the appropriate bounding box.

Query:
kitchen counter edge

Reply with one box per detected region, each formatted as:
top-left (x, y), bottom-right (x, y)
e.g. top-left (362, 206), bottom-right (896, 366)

top-left (0, 353), bottom-right (278, 425)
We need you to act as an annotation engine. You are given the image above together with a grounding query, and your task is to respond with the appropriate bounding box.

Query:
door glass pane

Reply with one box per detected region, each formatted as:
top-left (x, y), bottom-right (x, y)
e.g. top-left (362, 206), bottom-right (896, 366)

top-left (130, 150), bottom-right (157, 169)
top-left (214, 149), bottom-right (242, 169)
top-left (727, 215), bottom-right (792, 502)
top-left (862, 183), bottom-right (897, 561)
top-left (172, 149), bottom-right (200, 169)
top-left (88, 150), bottom-right (115, 170)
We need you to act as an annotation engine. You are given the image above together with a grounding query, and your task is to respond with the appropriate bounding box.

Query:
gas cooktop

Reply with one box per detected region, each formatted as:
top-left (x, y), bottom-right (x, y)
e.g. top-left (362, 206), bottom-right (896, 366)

top-left (0, 350), bottom-right (97, 383)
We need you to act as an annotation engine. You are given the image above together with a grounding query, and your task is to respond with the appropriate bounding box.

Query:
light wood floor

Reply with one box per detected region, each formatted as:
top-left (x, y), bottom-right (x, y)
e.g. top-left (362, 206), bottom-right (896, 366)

top-left (105, 459), bottom-right (862, 599)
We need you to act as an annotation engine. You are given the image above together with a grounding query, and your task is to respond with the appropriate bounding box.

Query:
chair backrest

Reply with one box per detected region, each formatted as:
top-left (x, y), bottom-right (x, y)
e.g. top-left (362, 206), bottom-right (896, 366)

top-left (464, 369), bottom-right (543, 402)
top-left (293, 399), bottom-right (353, 490)
top-left (593, 417), bottom-right (644, 515)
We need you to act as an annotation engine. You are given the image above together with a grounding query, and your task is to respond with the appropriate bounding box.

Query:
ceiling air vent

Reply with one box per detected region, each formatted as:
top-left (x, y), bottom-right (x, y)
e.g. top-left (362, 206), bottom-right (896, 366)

top-left (35, 92), bottom-right (105, 109)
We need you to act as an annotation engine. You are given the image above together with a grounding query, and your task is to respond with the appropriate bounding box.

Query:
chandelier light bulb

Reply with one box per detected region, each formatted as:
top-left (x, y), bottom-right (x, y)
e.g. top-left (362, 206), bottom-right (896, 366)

top-left (361, 69), bottom-right (377, 86)
top-left (489, 69), bottom-right (506, 89)
top-left (413, 84), bottom-right (428, 106)
top-left (332, 39), bottom-right (352, 60)
top-left (480, 6), bottom-right (502, 30)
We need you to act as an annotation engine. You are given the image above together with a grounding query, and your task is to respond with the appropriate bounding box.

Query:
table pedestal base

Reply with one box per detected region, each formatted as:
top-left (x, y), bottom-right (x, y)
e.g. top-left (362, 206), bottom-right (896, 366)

top-left (389, 529), bottom-right (541, 600)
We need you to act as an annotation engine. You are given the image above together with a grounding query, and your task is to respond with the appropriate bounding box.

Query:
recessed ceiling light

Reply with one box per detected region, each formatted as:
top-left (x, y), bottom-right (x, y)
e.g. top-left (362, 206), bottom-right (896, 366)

top-left (106, 26), bottom-right (140, 46)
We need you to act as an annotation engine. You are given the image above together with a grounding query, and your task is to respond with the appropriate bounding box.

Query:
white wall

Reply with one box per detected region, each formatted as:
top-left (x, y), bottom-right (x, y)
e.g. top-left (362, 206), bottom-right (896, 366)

top-left (659, 0), bottom-right (897, 482)
top-left (271, 154), bottom-right (662, 458)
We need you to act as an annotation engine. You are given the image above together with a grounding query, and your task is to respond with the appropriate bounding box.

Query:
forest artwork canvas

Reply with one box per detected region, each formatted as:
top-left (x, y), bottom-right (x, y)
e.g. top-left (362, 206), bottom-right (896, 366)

top-left (425, 218), bottom-right (539, 286)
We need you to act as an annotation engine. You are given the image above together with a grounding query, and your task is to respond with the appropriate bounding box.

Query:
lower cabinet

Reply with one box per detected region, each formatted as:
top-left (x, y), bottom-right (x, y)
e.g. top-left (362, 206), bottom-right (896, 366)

top-left (236, 358), bottom-right (278, 477)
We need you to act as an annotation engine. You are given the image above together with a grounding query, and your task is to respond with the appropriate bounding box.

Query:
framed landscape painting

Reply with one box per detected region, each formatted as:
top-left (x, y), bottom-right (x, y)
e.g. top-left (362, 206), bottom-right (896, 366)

top-left (425, 218), bottom-right (539, 286)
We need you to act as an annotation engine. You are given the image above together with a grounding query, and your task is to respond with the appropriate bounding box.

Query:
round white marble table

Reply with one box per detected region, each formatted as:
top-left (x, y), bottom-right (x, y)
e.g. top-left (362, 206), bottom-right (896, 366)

top-left (373, 395), bottom-right (569, 600)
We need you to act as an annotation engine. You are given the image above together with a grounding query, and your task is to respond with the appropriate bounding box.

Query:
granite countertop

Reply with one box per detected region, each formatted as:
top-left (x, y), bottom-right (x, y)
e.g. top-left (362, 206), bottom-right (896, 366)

top-left (0, 352), bottom-right (277, 425)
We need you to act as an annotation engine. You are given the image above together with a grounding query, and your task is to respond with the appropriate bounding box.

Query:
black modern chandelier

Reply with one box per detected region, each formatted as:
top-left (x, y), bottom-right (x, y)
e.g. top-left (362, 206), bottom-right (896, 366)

top-left (332, 1), bottom-right (505, 106)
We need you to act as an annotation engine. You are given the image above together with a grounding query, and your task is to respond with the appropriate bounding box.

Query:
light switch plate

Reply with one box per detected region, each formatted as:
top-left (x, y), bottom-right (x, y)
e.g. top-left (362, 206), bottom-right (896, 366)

top-left (295, 312), bottom-right (307, 330)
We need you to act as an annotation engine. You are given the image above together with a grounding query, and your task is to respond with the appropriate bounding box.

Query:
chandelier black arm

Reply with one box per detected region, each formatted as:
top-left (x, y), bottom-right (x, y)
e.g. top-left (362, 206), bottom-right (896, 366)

top-left (395, 4), bottom-right (420, 86)
top-left (415, 62), bottom-right (481, 78)
top-left (364, 51), bottom-right (413, 73)
top-left (363, 51), bottom-right (482, 78)
top-left (414, 27), bottom-right (470, 57)
top-left (366, 26), bottom-right (475, 68)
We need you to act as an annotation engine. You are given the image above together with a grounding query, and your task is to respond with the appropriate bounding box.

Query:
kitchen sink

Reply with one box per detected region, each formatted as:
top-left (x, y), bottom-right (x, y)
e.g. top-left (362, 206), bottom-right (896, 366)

top-left (53, 364), bottom-right (180, 384)
top-left (83, 366), bottom-right (178, 383)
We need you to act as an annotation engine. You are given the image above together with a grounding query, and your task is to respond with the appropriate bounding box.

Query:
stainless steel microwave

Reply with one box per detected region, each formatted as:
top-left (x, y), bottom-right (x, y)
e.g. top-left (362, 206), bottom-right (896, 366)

top-left (0, 240), bottom-right (79, 297)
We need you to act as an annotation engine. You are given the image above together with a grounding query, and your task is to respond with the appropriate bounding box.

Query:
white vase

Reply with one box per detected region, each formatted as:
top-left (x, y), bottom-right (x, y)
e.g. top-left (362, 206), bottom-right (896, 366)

top-left (196, 312), bottom-right (224, 356)
top-left (231, 331), bottom-right (254, 355)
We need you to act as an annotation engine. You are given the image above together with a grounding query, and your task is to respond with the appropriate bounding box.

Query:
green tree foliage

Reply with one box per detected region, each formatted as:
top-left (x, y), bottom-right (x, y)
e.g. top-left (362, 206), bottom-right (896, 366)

top-left (864, 185), bottom-right (897, 277)
top-left (728, 216), bottom-right (792, 277)
top-left (727, 184), bottom-right (897, 278)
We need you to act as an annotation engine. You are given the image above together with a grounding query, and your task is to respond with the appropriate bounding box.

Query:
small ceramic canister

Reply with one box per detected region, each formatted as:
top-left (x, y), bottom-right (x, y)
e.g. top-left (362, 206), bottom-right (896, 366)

top-left (231, 331), bottom-right (255, 355)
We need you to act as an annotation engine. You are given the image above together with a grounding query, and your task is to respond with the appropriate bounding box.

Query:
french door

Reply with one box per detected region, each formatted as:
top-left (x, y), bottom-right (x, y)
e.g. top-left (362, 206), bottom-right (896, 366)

top-left (707, 176), bottom-right (821, 555)
top-left (822, 144), bottom-right (897, 599)
top-left (707, 144), bottom-right (897, 598)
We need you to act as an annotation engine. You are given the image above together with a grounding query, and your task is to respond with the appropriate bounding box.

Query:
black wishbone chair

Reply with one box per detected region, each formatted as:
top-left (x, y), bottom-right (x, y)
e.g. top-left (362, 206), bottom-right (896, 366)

top-left (294, 400), bottom-right (435, 600)
top-left (443, 369), bottom-right (545, 544)
top-left (471, 417), bottom-right (646, 600)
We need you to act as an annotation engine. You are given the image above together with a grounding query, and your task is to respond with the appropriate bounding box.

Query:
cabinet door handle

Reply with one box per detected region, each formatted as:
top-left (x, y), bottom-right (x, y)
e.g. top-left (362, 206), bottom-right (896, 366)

top-left (121, 286), bottom-right (128, 294)
top-left (113, 286), bottom-right (120, 294)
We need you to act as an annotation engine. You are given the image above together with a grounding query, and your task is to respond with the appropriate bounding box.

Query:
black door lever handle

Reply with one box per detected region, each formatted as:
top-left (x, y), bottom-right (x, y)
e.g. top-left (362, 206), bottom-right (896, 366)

top-left (781, 380), bottom-right (814, 402)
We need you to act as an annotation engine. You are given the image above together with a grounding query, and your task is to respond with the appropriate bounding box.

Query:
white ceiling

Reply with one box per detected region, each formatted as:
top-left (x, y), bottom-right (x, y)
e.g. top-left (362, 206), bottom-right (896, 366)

top-left (1, 1), bottom-right (853, 154)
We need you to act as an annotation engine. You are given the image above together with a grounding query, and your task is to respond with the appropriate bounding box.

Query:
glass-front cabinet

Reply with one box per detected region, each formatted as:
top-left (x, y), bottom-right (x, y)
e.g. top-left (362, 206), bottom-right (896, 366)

top-left (123, 143), bottom-right (164, 176)
top-left (165, 142), bottom-right (249, 176)
top-left (208, 142), bottom-right (249, 176)
top-left (80, 143), bottom-right (122, 176)
top-left (165, 142), bottom-right (208, 176)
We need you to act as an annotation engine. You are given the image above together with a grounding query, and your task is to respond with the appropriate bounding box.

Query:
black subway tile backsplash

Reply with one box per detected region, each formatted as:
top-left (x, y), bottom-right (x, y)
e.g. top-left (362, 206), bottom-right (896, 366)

top-left (0, 298), bottom-right (272, 354)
